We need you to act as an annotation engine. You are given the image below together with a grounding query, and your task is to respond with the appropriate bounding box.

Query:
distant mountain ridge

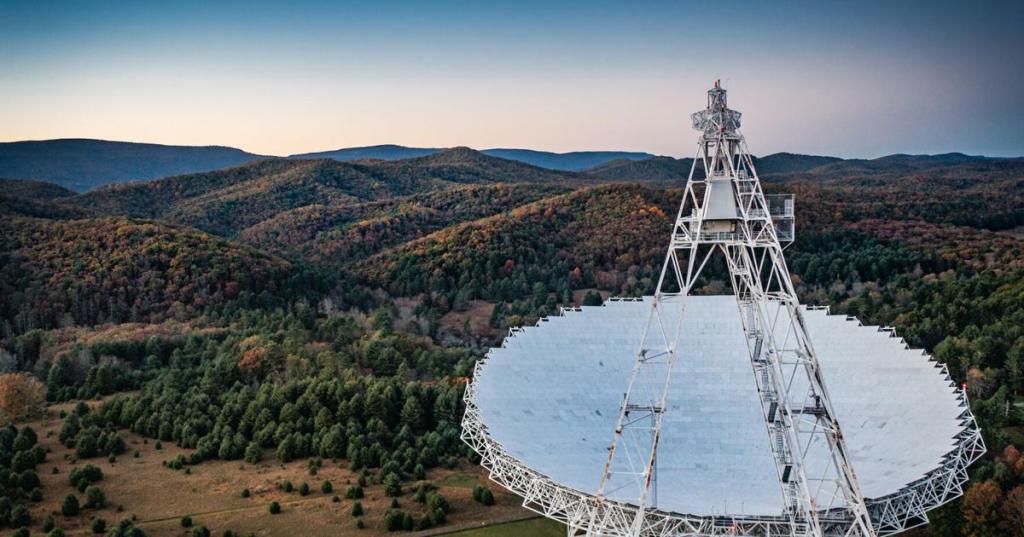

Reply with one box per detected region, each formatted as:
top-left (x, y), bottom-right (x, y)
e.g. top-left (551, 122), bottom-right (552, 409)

top-left (291, 144), bottom-right (657, 171)
top-left (1, 138), bottom-right (1018, 193)
top-left (0, 140), bottom-right (654, 192)
top-left (0, 139), bottom-right (269, 192)
top-left (580, 152), bottom-right (1018, 182)
top-left (291, 144), bottom-right (441, 162)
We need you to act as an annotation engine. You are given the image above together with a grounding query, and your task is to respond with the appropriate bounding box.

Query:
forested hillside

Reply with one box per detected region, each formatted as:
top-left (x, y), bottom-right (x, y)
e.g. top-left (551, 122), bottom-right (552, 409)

top-left (0, 179), bottom-right (90, 219)
top-left (238, 183), bottom-right (571, 265)
top-left (66, 149), bottom-right (582, 237)
top-left (0, 217), bottom-right (302, 336)
top-left (0, 149), bottom-right (1022, 536)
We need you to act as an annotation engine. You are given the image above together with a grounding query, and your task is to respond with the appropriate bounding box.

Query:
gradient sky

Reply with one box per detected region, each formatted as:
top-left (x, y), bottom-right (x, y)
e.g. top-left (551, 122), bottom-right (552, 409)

top-left (1, 1), bottom-right (1022, 158)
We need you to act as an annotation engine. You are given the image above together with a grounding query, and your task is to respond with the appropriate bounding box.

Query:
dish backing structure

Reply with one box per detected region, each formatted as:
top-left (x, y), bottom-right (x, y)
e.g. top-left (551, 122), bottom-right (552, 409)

top-left (461, 83), bottom-right (985, 537)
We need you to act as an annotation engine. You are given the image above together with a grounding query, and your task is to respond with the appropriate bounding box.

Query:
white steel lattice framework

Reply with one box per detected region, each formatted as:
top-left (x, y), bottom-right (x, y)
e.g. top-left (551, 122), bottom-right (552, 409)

top-left (461, 305), bottom-right (985, 536)
top-left (460, 83), bottom-right (986, 537)
top-left (589, 81), bottom-right (873, 536)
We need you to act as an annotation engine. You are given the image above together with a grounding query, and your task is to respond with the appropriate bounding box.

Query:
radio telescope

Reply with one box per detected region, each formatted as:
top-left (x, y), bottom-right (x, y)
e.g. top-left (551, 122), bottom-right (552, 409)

top-left (461, 83), bottom-right (985, 537)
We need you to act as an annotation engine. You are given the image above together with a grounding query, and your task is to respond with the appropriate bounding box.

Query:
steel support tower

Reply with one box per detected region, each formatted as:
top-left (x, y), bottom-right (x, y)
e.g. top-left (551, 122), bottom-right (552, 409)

top-left (588, 82), bottom-right (877, 537)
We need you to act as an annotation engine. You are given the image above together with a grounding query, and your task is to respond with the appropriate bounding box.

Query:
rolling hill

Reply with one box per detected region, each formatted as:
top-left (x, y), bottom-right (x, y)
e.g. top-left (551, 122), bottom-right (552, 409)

top-left (355, 185), bottom-right (681, 301)
top-left (0, 139), bottom-right (268, 192)
top-left (238, 182), bottom-right (571, 265)
top-left (289, 144), bottom-right (442, 161)
top-left (0, 178), bottom-right (90, 219)
top-left (66, 148), bottom-right (583, 237)
top-left (585, 156), bottom-right (695, 181)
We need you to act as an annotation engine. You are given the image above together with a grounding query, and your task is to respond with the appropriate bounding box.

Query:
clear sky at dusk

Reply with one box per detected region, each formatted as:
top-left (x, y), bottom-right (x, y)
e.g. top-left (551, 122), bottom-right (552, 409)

top-left (1, 0), bottom-right (1022, 158)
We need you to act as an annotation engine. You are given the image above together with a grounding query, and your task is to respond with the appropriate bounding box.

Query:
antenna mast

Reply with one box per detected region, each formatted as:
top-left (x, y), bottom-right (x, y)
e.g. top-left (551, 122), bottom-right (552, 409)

top-left (587, 82), bottom-right (877, 537)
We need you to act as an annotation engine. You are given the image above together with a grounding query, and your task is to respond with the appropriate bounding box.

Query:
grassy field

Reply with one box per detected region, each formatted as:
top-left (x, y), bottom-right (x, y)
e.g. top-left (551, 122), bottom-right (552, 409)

top-left (443, 517), bottom-right (565, 537)
top-left (22, 401), bottom-right (536, 536)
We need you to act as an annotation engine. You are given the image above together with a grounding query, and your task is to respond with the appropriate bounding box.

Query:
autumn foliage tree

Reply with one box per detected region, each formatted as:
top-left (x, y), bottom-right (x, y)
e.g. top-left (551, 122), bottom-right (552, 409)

top-left (1002, 485), bottom-right (1024, 537)
top-left (963, 480), bottom-right (1005, 537)
top-left (0, 373), bottom-right (45, 423)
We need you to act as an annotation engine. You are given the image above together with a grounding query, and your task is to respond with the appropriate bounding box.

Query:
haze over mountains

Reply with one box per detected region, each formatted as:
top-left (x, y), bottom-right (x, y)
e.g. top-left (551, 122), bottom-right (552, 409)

top-left (3, 138), bottom-right (1015, 194)
top-left (0, 139), bottom-right (655, 192)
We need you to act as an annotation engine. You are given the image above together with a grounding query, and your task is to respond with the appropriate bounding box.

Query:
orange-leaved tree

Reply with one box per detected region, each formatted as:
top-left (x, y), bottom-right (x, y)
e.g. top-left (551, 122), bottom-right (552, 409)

top-left (0, 372), bottom-right (46, 423)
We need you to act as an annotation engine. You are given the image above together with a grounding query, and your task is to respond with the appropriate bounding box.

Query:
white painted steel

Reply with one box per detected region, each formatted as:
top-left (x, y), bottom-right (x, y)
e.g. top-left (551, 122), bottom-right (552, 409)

top-left (462, 298), bottom-right (985, 535)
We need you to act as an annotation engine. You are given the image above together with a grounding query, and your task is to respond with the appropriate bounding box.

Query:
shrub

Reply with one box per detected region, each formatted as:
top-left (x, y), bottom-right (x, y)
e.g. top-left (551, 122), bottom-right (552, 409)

top-left (383, 473), bottom-right (401, 497)
top-left (298, 482), bottom-right (310, 496)
top-left (331, 495), bottom-right (340, 503)
top-left (351, 501), bottom-right (363, 517)
top-left (321, 480), bottom-right (333, 494)
top-left (30, 486), bottom-right (43, 502)
top-left (384, 509), bottom-right (405, 531)
top-left (43, 514), bottom-right (56, 532)
top-left (282, 481), bottom-right (293, 493)
top-left (356, 519), bottom-right (365, 529)
top-left (180, 515), bottom-right (193, 528)
top-left (75, 431), bottom-right (99, 458)
top-left (241, 488), bottom-right (250, 498)
top-left (92, 518), bottom-right (107, 534)
top-left (105, 520), bottom-right (145, 537)
top-left (85, 485), bottom-right (107, 508)
top-left (423, 490), bottom-right (450, 526)
top-left (189, 526), bottom-right (211, 537)
top-left (11, 450), bottom-right (36, 472)
top-left (9, 504), bottom-right (30, 527)
top-left (244, 442), bottom-right (261, 464)
top-left (391, 498), bottom-right (400, 508)
top-left (61, 494), bottom-right (80, 516)
top-left (47, 529), bottom-right (66, 537)
top-left (70, 464), bottom-right (104, 491)
top-left (346, 485), bottom-right (364, 499)
top-left (426, 492), bottom-right (449, 515)
top-left (269, 502), bottom-right (281, 515)
top-left (19, 469), bottom-right (40, 490)
top-left (472, 485), bottom-right (494, 505)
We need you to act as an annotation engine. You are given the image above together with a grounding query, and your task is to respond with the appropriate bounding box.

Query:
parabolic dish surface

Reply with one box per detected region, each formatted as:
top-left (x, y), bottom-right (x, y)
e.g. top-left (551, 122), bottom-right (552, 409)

top-left (469, 295), bottom-right (972, 517)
